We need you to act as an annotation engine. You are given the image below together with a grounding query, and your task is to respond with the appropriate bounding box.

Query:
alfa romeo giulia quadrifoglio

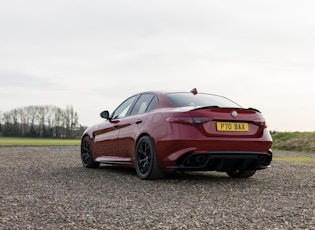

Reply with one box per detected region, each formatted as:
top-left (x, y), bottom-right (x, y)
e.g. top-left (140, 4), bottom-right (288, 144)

top-left (81, 89), bottom-right (273, 180)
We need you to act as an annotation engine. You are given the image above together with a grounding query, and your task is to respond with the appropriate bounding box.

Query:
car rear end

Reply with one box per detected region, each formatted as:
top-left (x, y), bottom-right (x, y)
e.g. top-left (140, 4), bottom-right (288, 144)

top-left (155, 92), bottom-right (273, 173)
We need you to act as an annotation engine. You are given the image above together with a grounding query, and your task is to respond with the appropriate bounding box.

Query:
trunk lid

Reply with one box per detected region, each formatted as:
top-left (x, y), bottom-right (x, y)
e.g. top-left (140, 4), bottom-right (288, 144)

top-left (188, 107), bottom-right (266, 138)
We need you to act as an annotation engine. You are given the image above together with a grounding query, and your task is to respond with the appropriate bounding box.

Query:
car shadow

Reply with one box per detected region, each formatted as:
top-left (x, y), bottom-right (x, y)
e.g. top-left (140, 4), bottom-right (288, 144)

top-left (93, 165), bottom-right (252, 182)
top-left (97, 164), bottom-right (136, 176)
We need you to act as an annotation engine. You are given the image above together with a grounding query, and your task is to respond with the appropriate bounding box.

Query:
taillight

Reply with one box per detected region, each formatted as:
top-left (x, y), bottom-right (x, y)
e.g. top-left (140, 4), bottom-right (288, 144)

top-left (253, 119), bottom-right (267, 128)
top-left (165, 117), bottom-right (213, 125)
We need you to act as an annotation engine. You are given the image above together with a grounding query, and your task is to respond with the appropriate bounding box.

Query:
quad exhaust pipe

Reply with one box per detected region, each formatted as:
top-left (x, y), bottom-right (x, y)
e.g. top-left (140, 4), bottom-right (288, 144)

top-left (180, 152), bottom-right (272, 169)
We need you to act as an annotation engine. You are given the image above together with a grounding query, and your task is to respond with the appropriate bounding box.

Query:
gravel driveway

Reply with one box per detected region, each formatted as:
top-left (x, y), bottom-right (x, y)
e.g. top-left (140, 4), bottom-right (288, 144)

top-left (0, 146), bottom-right (314, 229)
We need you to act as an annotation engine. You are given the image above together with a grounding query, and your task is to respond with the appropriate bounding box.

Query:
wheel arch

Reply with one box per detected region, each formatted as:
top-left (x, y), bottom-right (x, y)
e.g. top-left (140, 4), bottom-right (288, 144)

top-left (81, 134), bottom-right (93, 149)
top-left (134, 133), bottom-right (165, 179)
top-left (80, 134), bottom-right (100, 168)
top-left (81, 134), bottom-right (89, 145)
top-left (136, 132), bottom-right (153, 143)
top-left (135, 132), bottom-right (158, 153)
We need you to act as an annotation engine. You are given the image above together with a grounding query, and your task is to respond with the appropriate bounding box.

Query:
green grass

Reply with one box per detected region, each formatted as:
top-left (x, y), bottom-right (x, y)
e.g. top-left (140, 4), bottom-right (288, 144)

top-left (272, 132), bottom-right (315, 153)
top-left (0, 137), bottom-right (80, 146)
top-left (273, 156), bottom-right (315, 166)
top-left (1, 132), bottom-right (315, 152)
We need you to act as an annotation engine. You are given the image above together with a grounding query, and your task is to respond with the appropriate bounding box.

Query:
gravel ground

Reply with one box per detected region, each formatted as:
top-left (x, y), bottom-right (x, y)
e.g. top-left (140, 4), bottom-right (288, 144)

top-left (0, 146), bottom-right (314, 230)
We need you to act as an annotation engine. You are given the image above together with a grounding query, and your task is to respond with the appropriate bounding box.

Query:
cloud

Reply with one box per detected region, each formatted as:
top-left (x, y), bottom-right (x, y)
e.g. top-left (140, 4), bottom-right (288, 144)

top-left (0, 72), bottom-right (63, 89)
top-left (1, 0), bottom-right (315, 130)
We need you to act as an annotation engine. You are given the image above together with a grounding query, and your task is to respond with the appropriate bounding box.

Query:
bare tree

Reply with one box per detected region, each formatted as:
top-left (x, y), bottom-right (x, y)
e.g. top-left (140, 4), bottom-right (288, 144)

top-left (1, 105), bottom-right (84, 138)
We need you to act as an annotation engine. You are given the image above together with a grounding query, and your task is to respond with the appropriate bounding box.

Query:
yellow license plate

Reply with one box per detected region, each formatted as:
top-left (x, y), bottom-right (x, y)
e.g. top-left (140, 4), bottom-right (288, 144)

top-left (216, 122), bottom-right (249, 132)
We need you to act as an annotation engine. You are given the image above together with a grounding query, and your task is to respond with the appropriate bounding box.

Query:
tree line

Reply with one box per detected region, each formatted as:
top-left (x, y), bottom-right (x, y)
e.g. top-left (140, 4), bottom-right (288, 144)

top-left (0, 105), bottom-right (87, 138)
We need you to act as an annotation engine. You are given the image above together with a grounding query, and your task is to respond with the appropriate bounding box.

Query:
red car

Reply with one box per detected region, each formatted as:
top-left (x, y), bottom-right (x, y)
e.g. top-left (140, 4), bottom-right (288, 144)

top-left (81, 89), bottom-right (272, 179)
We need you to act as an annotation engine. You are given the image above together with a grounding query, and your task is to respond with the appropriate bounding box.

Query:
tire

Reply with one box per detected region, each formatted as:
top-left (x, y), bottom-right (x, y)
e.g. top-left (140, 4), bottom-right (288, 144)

top-left (135, 136), bottom-right (165, 180)
top-left (81, 136), bottom-right (100, 168)
top-left (227, 170), bottom-right (256, 178)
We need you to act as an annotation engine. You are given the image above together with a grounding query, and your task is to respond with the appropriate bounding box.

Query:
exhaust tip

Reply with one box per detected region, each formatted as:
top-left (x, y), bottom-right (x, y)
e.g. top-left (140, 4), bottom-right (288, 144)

top-left (184, 154), bottom-right (207, 166)
top-left (258, 155), bottom-right (272, 167)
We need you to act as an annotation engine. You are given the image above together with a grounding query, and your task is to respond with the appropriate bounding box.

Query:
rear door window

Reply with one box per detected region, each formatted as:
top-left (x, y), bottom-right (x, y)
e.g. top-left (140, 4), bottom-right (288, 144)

top-left (130, 93), bottom-right (157, 115)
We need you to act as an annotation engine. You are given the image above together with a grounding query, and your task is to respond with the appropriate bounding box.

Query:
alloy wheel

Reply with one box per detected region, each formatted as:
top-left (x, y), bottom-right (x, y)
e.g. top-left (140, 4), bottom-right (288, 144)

top-left (81, 138), bottom-right (91, 166)
top-left (137, 139), bottom-right (152, 175)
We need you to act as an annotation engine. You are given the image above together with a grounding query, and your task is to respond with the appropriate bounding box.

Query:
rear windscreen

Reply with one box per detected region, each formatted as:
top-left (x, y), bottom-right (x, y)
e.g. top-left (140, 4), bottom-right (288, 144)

top-left (167, 93), bottom-right (242, 108)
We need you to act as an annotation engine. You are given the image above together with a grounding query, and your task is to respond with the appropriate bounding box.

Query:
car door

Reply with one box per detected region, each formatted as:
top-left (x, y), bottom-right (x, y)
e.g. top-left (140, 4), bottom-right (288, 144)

top-left (94, 95), bottom-right (138, 157)
top-left (117, 93), bottom-right (158, 159)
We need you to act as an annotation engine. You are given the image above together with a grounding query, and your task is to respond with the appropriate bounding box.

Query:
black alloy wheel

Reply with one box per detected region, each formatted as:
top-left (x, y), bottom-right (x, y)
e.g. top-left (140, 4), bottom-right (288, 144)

top-left (227, 170), bottom-right (256, 178)
top-left (81, 136), bottom-right (100, 168)
top-left (135, 136), bottom-right (165, 180)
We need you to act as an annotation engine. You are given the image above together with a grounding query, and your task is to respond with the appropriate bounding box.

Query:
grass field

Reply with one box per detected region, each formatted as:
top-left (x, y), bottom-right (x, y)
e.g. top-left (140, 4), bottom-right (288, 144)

top-left (0, 137), bottom-right (80, 146)
top-left (273, 156), bottom-right (315, 166)
top-left (271, 132), bottom-right (315, 153)
top-left (1, 132), bottom-right (314, 152)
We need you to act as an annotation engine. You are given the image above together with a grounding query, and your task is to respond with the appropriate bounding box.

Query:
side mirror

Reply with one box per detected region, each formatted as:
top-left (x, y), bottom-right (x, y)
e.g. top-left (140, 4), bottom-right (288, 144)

top-left (100, 110), bottom-right (110, 120)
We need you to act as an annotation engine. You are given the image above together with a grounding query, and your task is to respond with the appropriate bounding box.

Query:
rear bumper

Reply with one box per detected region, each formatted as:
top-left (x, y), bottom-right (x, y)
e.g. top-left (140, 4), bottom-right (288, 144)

top-left (166, 151), bottom-right (273, 172)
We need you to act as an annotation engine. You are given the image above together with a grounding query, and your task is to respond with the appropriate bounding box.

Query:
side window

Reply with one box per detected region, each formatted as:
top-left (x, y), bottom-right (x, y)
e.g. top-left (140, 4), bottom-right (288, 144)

top-left (130, 94), bottom-right (157, 116)
top-left (146, 96), bottom-right (158, 112)
top-left (111, 95), bottom-right (137, 119)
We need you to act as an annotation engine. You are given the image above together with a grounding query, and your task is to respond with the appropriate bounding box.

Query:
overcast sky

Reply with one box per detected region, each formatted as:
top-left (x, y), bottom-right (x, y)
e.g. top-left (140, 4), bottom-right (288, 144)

top-left (1, 0), bottom-right (315, 131)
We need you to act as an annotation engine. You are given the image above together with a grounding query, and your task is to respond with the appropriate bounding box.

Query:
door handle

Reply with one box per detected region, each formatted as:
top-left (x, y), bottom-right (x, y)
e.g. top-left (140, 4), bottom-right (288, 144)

top-left (135, 120), bottom-right (142, 124)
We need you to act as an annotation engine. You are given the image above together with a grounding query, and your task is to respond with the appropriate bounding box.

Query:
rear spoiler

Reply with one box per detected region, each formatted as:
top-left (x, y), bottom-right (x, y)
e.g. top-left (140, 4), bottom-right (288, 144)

top-left (191, 106), bottom-right (219, 111)
top-left (191, 106), bottom-right (262, 113)
top-left (247, 107), bottom-right (261, 113)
